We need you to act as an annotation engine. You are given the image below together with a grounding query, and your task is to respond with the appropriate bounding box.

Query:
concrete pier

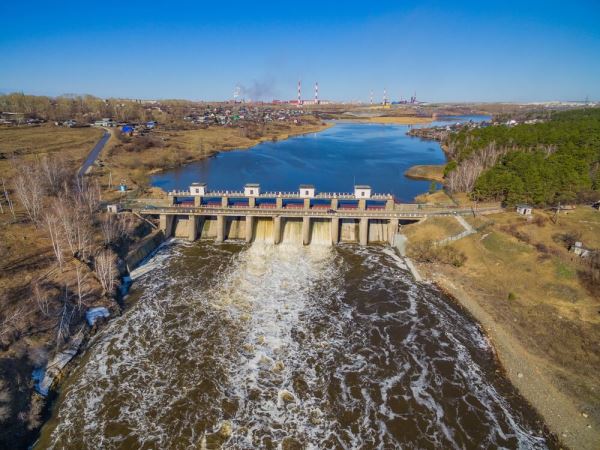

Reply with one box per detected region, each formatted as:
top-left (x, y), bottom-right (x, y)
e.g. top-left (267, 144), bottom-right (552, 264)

top-left (302, 216), bottom-right (311, 245)
top-left (245, 216), bottom-right (254, 243)
top-left (188, 215), bottom-right (198, 241)
top-left (359, 217), bottom-right (369, 245)
top-left (273, 216), bottom-right (282, 244)
top-left (388, 218), bottom-right (399, 244)
top-left (159, 214), bottom-right (174, 238)
top-left (216, 215), bottom-right (225, 242)
top-left (331, 217), bottom-right (339, 244)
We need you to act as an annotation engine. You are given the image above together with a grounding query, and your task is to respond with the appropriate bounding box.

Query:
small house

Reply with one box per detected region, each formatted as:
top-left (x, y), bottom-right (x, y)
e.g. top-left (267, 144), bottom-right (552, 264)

top-left (299, 184), bottom-right (315, 198)
top-left (516, 204), bottom-right (533, 215)
top-left (106, 204), bottom-right (122, 214)
top-left (354, 185), bottom-right (372, 199)
top-left (244, 183), bottom-right (260, 197)
top-left (570, 242), bottom-right (592, 258)
top-left (190, 182), bottom-right (207, 196)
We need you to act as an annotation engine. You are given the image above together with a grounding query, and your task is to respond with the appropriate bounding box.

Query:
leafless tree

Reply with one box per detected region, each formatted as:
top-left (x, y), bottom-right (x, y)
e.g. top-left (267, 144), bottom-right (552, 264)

top-left (1, 178), bottom-right (16, 220)
top-left (74, 177), bottom-right (101, 216)
top-left (74, 263), bottom-right (90, 310)
top-left (99, 213), bottom-right (135, 246)
top-left (32, 283), bottom-right (49, 316)
top-left (56, 285), bottom-right (74, 350)
top-left (39, 155), bottom-right (69, 195)
top-left (95, 249), bottom-right (120, 296)
top-left (446, 142), bottom-right (508, 193)
top-left (53, 196), bottom-right (93, 261)
top-left (44, 212), bottom-right (65, 269)
top-left (12, 163), bottom-right (45, 223)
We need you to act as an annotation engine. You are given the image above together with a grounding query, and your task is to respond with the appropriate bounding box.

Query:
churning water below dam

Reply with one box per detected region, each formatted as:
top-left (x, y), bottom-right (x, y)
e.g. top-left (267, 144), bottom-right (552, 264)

top-left (37, 220), bottom-right (553, 449)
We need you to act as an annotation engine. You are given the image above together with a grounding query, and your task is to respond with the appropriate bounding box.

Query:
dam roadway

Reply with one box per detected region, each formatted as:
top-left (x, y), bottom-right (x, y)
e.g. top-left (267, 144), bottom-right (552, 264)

top-left (134, 183), bottom-right (501, 246)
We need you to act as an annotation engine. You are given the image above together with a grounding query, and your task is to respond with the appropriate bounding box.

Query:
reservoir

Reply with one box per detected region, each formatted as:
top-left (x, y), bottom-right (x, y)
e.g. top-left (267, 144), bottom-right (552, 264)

top-left (37, 119), bottom-right (554, 449)
top-left (150, 119), bottom-right (485, 202)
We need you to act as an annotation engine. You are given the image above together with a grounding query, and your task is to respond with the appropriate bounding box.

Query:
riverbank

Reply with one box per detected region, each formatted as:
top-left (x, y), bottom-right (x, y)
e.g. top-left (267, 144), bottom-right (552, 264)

top-left (100, 118), bottom-right (332, 194)
top-left (404, 210), bottom-right (600, 450)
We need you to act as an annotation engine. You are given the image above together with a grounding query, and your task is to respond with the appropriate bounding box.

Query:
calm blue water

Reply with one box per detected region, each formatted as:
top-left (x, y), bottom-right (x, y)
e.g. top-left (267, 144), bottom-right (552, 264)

top-left (151, 116), bottom-right (488, 202)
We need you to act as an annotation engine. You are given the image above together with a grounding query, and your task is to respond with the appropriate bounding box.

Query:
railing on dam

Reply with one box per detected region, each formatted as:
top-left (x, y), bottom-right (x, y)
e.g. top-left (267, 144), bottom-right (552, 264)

top-left (167, 190), bottom-right (394, 200)
top-left (136, 204), bottom-right (502, 219)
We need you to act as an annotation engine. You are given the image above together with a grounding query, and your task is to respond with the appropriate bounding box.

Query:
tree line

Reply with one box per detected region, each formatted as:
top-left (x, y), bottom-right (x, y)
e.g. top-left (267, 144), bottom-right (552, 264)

top-left (0, 92), bottom-right (190, 123)
top-left (444, 108), bottom-right (600, 205)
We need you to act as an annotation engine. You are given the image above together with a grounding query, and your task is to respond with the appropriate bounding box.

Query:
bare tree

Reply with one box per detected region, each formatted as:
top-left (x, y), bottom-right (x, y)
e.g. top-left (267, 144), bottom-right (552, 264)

top-left (55, 285), bottom-right (74, 350)
top-left (39, 155), bottom-right (69, 195)
top-left (74, 263), bottom-right (90, 310)
top-left (446, 142), bottom-right (507, 193)
top-left (95, 249), bottom-right (120, 295)
top-left (12, 163), bottom-right (45, 223)
top-left (1, 178), bottom-right (15, 220)
top-left (74, 177), bottom-right (101, 216)
top-left (44, 212), bottom-right (64, 269)
top-left (53, 196), bottom-right (93, 261)
top-left (99, 213), bottom-right (134, 246)
top-left (32, 283), bottom-right (49, 317)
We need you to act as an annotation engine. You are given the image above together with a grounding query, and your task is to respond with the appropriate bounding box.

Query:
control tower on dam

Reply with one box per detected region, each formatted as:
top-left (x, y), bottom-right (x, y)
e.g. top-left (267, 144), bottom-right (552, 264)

top-left (136, 183), bottom-right (499, 246)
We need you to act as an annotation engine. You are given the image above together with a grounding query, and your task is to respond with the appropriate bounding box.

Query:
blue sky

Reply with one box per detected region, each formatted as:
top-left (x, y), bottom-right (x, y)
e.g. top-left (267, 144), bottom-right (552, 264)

top-left (1, 1), bottom-right (599, 102)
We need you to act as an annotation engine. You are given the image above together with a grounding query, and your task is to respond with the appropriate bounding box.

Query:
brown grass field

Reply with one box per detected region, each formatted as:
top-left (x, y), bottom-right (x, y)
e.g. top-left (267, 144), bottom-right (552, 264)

top-left (0, 125), bottom-right (103, 179)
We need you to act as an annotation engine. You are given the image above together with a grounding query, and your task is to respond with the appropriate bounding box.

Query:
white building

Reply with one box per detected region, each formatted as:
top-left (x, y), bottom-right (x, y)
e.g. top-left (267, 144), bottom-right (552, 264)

top-left (299, 184), bottom-right (315, 198)
top-left (354, 185), bottom-right (372, 199)
top-left (571, 242), bottom-right (592, 258)
top-left (189, 182), bottom-right (207, 196)
top-left (244, 183), bottom-right (260, 197)
top-left (516, 204), bottom-right (533, 215)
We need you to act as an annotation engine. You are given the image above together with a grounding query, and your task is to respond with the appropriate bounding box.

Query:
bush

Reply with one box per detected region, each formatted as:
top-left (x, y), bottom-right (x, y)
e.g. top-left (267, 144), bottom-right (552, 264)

top-left (507, 292), bottom-right (517, 301)
top-left (409, 240), bottom-right (467, 267)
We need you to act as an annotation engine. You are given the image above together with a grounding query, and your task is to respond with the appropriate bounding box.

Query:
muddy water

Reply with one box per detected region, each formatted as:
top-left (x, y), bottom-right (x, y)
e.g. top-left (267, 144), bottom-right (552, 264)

top-left (37, 232), bottom-right (552, 449)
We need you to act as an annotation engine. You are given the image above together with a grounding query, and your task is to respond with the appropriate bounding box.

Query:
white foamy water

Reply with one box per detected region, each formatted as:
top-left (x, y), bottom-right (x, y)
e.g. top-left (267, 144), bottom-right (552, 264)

top-left (38, 240), bottom-right (551, 449)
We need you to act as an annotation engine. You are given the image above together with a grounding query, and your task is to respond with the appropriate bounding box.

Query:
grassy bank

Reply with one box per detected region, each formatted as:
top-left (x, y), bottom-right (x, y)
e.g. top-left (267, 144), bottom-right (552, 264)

top-left (403, 209), bottom-right (600, 449)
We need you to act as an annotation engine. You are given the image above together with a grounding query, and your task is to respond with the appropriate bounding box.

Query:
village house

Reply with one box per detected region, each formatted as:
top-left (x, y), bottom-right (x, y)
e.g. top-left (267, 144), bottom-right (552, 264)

top-left (516, 204), bottom-right (533, 215)
top-left (570, 242), bottom-right (592, 258)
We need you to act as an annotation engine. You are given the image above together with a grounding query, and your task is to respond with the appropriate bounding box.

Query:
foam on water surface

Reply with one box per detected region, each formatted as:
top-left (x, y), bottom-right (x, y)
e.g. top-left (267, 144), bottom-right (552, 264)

top-left (38, 241), bottom-right (551, 449)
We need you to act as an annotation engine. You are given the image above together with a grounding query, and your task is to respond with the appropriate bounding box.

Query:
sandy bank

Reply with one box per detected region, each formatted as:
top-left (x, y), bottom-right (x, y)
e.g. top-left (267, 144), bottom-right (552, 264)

top-left (404, 164), bottom-right (445, 182)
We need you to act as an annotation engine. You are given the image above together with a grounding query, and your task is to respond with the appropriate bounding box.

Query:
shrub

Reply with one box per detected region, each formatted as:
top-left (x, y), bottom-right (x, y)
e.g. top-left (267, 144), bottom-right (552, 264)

top-left (507, 292), bottom-right (517, 301)
top-left (409, 240), bottom-right (467, 267)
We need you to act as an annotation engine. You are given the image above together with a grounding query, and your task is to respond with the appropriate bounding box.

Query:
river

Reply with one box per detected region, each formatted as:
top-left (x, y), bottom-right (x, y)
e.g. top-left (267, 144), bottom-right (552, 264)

top-left (36, 119), bottom-right (555, 449)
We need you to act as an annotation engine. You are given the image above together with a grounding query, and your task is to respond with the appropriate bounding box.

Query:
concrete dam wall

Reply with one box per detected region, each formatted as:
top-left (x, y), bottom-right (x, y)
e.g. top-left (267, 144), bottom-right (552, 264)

top-left (168, 215), bottom-right (397, 245)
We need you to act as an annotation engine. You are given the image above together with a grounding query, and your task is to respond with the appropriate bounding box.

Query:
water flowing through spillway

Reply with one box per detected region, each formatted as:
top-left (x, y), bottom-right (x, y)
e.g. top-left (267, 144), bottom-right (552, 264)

top-left (37, 240), bottom-right (552, 449)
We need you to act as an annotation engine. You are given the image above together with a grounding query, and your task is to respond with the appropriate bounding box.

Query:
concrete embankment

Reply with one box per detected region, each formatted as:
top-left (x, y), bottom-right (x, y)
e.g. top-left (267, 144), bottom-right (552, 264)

top-left (125, 229), bottom-right (166, 272)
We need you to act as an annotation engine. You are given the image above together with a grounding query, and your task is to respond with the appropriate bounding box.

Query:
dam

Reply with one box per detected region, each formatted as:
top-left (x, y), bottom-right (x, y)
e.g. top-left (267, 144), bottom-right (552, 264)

top-left (138, 182), bottom-right (498, 245)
